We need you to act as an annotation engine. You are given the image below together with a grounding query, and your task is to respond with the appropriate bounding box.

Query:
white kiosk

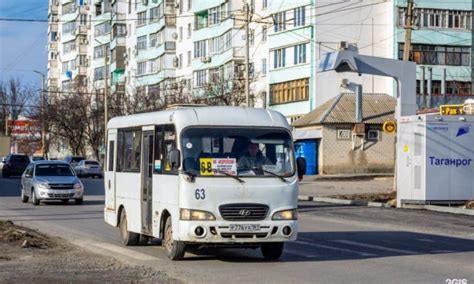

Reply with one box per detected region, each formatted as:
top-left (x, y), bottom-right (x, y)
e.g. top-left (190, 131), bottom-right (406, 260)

top-left (318, 48), bottom-right (474, 206)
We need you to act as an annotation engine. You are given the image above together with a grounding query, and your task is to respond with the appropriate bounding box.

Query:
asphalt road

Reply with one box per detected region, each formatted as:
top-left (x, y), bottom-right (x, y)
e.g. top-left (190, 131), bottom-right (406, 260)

top-left (0, 177), bottom-right (473, 284)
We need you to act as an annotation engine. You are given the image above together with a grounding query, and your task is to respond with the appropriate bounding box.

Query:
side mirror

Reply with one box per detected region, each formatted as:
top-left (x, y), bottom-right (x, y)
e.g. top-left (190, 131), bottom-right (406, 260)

top-left (2, 158), bottom-right (5, 163)
top-left (25, 173), bottom-right (32, 178)
top-left (296, 157), bottom-right (307, 180)
top-left (169, 149), bottom-right (181, 170)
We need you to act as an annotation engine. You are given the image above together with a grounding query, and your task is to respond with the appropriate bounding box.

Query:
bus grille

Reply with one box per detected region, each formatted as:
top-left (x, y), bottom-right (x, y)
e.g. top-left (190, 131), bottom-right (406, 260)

top-left (219, 204), bottom-right (269, 221)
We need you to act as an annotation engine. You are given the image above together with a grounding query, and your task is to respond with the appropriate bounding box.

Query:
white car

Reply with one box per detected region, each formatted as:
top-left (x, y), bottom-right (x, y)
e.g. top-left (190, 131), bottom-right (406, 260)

top-left (74, 160), bottom-right (103, 178)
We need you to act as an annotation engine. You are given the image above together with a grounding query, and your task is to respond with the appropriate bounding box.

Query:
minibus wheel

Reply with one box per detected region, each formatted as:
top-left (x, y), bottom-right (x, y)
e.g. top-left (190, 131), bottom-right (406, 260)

top-left (119, 210), bottom-right (139, 246)
top-left (164, 216), bottom-right (185, 260)
top-left (261, 242), bottom-right (284, 260)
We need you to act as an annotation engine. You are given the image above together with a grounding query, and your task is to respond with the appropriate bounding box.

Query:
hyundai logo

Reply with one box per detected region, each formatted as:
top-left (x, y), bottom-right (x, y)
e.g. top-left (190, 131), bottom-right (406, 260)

top-left (239, 209), bottom-right (251, 216)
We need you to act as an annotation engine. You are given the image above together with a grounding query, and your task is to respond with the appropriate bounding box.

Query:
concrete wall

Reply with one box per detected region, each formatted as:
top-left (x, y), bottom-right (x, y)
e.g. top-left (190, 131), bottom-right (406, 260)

top-left (320, 124), bottom-right (395, 174)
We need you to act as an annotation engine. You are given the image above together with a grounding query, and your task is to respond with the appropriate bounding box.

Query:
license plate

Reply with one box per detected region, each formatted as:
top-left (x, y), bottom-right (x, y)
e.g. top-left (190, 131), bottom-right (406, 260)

top-left (229, 224), bottom-right (260, 232)
top-left (58, 190), bottom-right (70, 194)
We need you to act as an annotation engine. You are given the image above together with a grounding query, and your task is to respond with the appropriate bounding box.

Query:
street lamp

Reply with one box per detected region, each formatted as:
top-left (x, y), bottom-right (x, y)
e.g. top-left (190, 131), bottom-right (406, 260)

top-left (33, 70), bottom-right (46, 158)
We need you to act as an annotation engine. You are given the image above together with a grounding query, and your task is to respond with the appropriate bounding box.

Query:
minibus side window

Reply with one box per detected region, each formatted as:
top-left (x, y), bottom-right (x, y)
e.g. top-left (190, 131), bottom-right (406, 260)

top-left (154, 127), bottom-right (163, 173)
top-left (117, 128), bottom-right (141, 172)
top-left (163, 125), bottom-right (177, 174)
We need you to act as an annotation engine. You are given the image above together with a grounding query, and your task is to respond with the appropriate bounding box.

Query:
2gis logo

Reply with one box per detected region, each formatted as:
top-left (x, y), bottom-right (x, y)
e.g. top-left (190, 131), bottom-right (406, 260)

top-left (446, 279), bottom-right (468, 284)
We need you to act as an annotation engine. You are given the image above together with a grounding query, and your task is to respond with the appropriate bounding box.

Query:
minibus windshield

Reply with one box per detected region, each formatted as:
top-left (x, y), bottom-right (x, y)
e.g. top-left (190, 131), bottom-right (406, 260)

top-left (181, 127), bottom-right (295, 178)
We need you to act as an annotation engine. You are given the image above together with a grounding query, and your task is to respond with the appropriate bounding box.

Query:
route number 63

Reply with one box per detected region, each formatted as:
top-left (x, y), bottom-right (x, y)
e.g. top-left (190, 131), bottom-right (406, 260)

top-left (195, 188), bottom-right (205, 200)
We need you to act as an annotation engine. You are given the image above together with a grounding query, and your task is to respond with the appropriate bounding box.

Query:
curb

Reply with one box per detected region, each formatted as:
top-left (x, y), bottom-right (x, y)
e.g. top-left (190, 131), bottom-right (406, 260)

top-left (299, 195), bottom-right (474, 215)
top-left (298, 195), bottom-right (392, 208)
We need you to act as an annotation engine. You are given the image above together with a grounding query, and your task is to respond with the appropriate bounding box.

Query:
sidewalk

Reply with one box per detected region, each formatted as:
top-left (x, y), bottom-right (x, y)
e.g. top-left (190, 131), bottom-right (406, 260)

top-left (298, 175), bottom-right (394, 197)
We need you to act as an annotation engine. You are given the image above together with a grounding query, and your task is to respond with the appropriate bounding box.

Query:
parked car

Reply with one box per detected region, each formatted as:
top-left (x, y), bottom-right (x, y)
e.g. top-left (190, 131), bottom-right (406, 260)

top-left (64, 156), bottom-right (85, 168)
top-left (20, 161), bottom-right (84, 205)
top-left (74, 160), bottom-right (103, 178)
top-left (2, 154), bottom-right (30, 178)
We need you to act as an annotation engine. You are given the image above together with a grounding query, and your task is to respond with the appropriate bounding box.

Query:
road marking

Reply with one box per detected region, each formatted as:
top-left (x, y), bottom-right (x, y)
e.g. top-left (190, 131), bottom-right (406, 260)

top-left (333, 240), bottom-right (418, 255)
top-left (85, 242), bottom-right (158, 261)
top-left (296, 238), bottom-right (377, 257)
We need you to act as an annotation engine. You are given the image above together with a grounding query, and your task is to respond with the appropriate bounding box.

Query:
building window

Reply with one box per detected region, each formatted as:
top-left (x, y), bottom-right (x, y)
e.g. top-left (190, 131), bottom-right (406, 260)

top-left (80, 14), bottom-right (87, 25)
top-left (194, 40), bottom-right (207, 58)
top-left (179, 27), bottom-right (183, 40)
top-left (149, 57), bottom-right (161, 73)
top-left (195, 10), bottom-right (209, 30)
top-left (416, 80), bottom-right (472, 95)
top-left (249, 29), bottom-right (255, 46)
top-left (194, 70), bottom-right (207, 87)
top-left (263, 0), bottom-right (268, 9)
top-left (294, 43), bottom-right (307, 64)
top-left (273, 12), bottom-right (286, 32)
top-left (137, 35), bottom-right (147, 50)
top-left (178, 54), bottom-right (183, 68)
top-left (137, 11), bottom-right (147, 26)
top-left (113, 24), bottom-right (127, 37)
top-left (262, 26), bottom-right (267, 42)
top-left (270, 78), bottom-right (309, 105)
top-left (209, 7), bottom-right (219, 25)
top-left (63, 40), bottom-right (76, 54)
top-left (150, 6), bottom-right (160, 22)
top-left (398, 43), bottom-right (470, 66)
top-left (294, 7), bottom-right (306, 27)
top-left (261, 58), bottom-right (267, 75)
top-left (149, 32), bottom-right (161, 48)
top-left (187, 50), bottom-right (191, 66)
top-left (137, 61), bottom-right (147, 75)
top-left (94, 67), bottom-right (105, 80)
top-left (187, 23), bottom-right (192, 38)
top-left (94, 22), bottom-right (111, 36)
top-left (62, 2), bottom-right (77, 14)
top-left (273, 48), bottom-right (286, 69)
top-left (62, 21), bottom-right (76, 35)
top-left (398, 7), bottom-right (472, 30)
top-left (94, 44), bottom-right (107, 59)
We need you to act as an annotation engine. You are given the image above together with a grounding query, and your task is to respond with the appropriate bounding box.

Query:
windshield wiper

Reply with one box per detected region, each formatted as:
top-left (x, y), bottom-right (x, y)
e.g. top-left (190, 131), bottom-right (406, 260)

top-left (250, 167), bottom-right (290, 183)
top-left (213, 169), bottom-right (246, 184)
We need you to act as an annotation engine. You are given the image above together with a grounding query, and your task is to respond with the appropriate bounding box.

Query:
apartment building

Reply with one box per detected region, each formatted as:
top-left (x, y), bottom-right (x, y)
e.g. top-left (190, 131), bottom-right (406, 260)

top-left (395, 0), bottom-right (473, 107)
top-left (46, 1), bottom-right (60, 97)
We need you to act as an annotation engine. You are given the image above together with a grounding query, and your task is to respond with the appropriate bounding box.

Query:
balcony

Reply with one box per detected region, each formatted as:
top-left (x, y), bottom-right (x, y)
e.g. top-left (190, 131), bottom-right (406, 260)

top-left (48, 59), bottom-right (58, 70)
top-left (74, 25), bottom-right (88, 37)
top-left (111, 83), bottom-right (125, 94)
top-left (48, 42), bottom-right (58, 51)
top-left (72, 66), bottom-right (88, 78)
top-left (78, 45), bottom-right (88, 54)
top-left (49, 3), bottom-right (58, 15)
top-left (47, 78), bottom-right (59, 88)
top-left (48, 23), bottom-right (58, 34)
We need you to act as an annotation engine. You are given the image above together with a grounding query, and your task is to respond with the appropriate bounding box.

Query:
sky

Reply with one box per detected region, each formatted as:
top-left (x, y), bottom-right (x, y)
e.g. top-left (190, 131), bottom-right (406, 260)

top-left (0, 0), bottom-right (48, 88)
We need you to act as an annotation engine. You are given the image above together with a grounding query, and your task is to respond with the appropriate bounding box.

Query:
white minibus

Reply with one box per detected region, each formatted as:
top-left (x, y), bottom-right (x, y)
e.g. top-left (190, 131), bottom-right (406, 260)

top-left (104, 106), bottom-right (298, 260)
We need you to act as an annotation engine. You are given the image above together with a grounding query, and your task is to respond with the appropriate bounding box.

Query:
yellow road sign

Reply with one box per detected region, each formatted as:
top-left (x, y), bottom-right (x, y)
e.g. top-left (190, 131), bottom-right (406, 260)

top-left (383, 121), bottom-right (396, 134)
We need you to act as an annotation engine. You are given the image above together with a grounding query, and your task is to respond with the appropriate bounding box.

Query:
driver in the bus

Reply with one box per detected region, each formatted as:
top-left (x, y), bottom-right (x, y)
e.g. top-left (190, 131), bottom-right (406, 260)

top-left (237, 142), bottom-right (272, 171)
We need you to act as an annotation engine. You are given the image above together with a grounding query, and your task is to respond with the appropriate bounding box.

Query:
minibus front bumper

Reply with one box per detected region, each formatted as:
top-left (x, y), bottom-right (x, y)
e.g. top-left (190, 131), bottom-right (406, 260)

top-left (177, 220), bottom-right (297, 243)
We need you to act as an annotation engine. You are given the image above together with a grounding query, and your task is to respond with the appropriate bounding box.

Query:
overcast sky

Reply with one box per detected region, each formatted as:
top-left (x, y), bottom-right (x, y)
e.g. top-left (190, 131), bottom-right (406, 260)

top-left (0, 0), bottom-right (48, 88)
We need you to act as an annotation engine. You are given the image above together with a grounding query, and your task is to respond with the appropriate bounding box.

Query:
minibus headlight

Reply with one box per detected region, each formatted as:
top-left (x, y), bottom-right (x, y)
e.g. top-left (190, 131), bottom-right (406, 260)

top-left (272, 209), bottom-right (298, 220)
top-left (180, 209), bottom-right (215, 221)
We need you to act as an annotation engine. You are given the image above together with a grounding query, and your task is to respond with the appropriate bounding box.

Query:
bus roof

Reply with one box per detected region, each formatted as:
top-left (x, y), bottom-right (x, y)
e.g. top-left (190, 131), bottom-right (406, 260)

top-left (107, 106), bottom-right (290, 131)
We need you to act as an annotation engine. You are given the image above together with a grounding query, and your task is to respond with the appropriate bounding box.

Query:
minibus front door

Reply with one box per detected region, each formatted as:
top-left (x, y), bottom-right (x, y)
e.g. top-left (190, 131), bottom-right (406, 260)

top-left (141, 130), bottom-right (154, 234)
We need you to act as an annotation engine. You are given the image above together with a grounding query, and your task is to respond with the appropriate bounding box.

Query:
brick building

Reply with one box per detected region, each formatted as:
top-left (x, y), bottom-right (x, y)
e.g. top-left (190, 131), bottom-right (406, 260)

top-left (293, 93), bottom-right (396, 175)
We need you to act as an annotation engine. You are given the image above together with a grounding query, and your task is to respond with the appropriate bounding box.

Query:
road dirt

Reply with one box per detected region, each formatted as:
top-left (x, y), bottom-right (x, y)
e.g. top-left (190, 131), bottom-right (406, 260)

top-left (0, 220), bottom-right (179, 283)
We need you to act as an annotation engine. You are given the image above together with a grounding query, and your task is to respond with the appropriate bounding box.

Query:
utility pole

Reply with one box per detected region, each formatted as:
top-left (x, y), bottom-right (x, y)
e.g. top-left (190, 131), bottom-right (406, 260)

top-left (103, 43), bottom-right (108, 151)
top-left (34, 70), bottom-right (46, 158)
top-left (244, 2), bottom-right (250, 107)
top-left (402, 0), bottom-right (414, 61)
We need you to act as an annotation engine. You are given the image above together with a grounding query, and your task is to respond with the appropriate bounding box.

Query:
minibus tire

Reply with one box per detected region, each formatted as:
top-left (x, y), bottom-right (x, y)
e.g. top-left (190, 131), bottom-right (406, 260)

top-left (164, 216), bottom-right (185, 260)
top-left (261, 242), bottom-right (284, 260)
top-left (119, 210), bottom-right (139, 246)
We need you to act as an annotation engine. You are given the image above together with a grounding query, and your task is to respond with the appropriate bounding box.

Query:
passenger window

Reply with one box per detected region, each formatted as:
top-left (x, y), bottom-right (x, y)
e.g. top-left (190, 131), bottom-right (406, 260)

top-left (153, 124), bottom-right (177, 174)
top-left (117, 129), bottom-right (141, 172)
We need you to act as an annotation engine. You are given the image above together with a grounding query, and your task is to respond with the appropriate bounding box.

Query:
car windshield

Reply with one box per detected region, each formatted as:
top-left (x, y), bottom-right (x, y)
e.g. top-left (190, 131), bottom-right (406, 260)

top-left (35, 164), bottom-right (74, 176)
top-left (85, 161), bottom-right (99, 165)
top-left (181, 127), bottom-right (295, 177)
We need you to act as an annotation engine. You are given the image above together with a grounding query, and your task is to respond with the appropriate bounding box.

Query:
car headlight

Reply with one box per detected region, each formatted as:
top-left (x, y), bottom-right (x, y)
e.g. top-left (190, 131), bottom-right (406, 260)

top-left (73, 182), bottom-right (83, 190)
top-left (37, 182), bottom-right (50, 189)
top-left (180, 209), bottom-right (215, 221)
top-left (272, 209), bottom-right (298, 220)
